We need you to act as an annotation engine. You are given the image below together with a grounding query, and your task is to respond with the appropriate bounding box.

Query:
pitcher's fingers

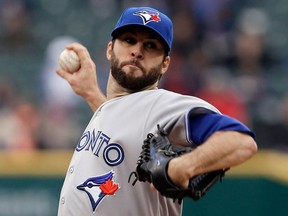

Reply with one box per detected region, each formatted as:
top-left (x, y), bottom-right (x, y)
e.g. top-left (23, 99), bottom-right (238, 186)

top-left (66, 42), bottom-right (91, 61)
top-left (56, 68), bottom-right (74, 81)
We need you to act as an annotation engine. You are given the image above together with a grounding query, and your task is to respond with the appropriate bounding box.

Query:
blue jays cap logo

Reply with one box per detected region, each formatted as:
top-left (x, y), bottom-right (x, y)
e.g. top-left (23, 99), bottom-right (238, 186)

top-left (77, 171), bottom-right (119, 212)
top-left (133, 10), bottom-right (161, 25)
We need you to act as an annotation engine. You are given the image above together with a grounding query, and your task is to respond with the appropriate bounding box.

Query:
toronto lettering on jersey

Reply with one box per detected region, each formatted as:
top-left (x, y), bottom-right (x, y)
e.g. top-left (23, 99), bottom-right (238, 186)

top-left (76, 129), bottom-right (124, 166)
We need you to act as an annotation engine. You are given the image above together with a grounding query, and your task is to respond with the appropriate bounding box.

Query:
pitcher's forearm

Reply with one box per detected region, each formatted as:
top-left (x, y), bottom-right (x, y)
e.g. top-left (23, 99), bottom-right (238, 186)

top-left (168, 131), bottom-right (257, 188)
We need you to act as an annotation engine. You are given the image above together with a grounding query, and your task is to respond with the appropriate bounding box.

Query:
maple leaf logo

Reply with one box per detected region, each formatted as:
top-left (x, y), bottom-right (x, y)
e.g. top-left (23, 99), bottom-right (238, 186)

top-left (100, 179), bottom-right (119, 195)
top-left (151, 14), bottom-right (160, 22)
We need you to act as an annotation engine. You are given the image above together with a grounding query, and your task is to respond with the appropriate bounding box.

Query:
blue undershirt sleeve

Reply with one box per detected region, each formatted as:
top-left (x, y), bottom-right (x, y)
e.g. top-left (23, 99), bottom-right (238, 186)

top-left (187, 113), bottom-right (256, 145)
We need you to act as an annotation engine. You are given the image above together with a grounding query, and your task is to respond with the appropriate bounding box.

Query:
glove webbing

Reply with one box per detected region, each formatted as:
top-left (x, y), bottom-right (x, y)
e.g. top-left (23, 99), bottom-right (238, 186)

top-left (128, 125), bottom-right (170, 185)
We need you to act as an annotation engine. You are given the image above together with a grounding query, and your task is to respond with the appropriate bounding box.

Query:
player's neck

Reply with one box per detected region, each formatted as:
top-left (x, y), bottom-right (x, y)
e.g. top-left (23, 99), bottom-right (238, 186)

top-left (106, 74), bottom-right (158, 100)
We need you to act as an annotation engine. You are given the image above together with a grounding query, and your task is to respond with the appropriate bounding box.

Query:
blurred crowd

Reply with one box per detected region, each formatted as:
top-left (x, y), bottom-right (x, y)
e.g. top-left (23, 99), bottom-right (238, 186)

top-left (0, 0), bottom-right (288, 151)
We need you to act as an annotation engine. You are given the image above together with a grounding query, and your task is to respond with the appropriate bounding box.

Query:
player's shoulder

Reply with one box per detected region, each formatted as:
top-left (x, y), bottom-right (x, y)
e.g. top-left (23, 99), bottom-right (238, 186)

top-left (148, 89), bottom-right (211, 104)
top-left (134, 89), bottom-right (218, 111)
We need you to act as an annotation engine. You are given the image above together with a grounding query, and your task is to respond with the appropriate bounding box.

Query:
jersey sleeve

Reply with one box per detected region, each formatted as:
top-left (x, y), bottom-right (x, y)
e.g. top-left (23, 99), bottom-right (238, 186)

top-left (186, 111), bottom-right (256, 145)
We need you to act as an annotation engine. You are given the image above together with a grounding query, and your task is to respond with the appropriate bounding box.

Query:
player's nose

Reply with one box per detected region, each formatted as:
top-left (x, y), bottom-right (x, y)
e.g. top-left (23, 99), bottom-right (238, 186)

top-left (131, 43), bottom-right (143, 59)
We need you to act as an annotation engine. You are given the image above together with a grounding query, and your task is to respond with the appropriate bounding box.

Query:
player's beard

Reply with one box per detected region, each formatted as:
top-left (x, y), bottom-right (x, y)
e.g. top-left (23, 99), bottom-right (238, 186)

top-left (110, 52), bottom-right (163, 92)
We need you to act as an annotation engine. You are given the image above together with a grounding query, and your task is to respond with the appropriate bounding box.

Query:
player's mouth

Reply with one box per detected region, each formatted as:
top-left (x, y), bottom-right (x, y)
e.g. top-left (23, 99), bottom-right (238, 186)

top-left (124, 64), bottom-right (140, 70)
top-left (122, 59), bottom-right (143, 69)
top-left (122, 60), bottom-right (145, 75)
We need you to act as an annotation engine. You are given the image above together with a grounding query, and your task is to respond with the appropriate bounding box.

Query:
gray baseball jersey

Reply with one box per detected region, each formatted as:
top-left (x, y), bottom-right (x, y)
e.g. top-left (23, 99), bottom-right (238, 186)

top-left (58, 89), bottom-right (220, 216)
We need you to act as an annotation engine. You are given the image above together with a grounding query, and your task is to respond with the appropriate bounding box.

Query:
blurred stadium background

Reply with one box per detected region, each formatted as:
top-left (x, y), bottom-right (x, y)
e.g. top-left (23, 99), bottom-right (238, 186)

top-left (0, 0), bottom-right (288, 215)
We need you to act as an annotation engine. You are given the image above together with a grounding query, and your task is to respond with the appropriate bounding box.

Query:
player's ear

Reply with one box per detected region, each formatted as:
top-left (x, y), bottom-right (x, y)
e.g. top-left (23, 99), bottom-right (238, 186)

top-left (161, 56), bottom-right (170, 75)
top-left (106, 41), bottom-right (113, 60)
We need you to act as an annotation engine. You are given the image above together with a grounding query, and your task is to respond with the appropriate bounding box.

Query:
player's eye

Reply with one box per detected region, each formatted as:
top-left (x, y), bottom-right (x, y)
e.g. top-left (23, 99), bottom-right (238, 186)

top-left (123, 37), bottom-right (136, 44)
top-left (145, 42), bottom-right (157, 49)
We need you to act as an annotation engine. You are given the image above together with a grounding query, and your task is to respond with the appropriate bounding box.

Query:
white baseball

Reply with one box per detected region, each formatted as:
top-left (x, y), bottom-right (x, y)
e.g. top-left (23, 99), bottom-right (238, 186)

top-left (59, 49), bottom-right (80, 73)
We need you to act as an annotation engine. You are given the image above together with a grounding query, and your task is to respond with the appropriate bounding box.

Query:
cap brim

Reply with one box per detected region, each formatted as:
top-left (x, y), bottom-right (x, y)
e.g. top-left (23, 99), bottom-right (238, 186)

top-left (111, 24), bottom-right (170, 53)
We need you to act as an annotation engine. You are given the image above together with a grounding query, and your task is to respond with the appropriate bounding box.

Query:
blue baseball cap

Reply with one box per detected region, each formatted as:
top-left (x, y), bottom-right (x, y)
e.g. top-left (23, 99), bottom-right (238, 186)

top-left (111, 7), bottom-right (173, 53)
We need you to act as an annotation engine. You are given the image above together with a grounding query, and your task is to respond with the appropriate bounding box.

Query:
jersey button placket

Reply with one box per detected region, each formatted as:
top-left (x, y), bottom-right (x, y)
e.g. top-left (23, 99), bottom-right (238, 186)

top-left (69, 166), bottom-right (74, 174)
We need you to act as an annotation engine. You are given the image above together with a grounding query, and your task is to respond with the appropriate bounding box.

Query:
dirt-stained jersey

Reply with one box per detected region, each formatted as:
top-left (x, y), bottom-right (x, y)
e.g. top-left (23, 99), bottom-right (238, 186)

top-left (58, 89), bottom-right (220, 216)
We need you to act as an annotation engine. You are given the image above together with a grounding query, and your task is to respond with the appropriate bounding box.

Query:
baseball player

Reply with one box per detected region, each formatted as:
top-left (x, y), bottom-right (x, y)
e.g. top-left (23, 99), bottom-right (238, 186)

top-left (56, 7), bottom-right (257, 216)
